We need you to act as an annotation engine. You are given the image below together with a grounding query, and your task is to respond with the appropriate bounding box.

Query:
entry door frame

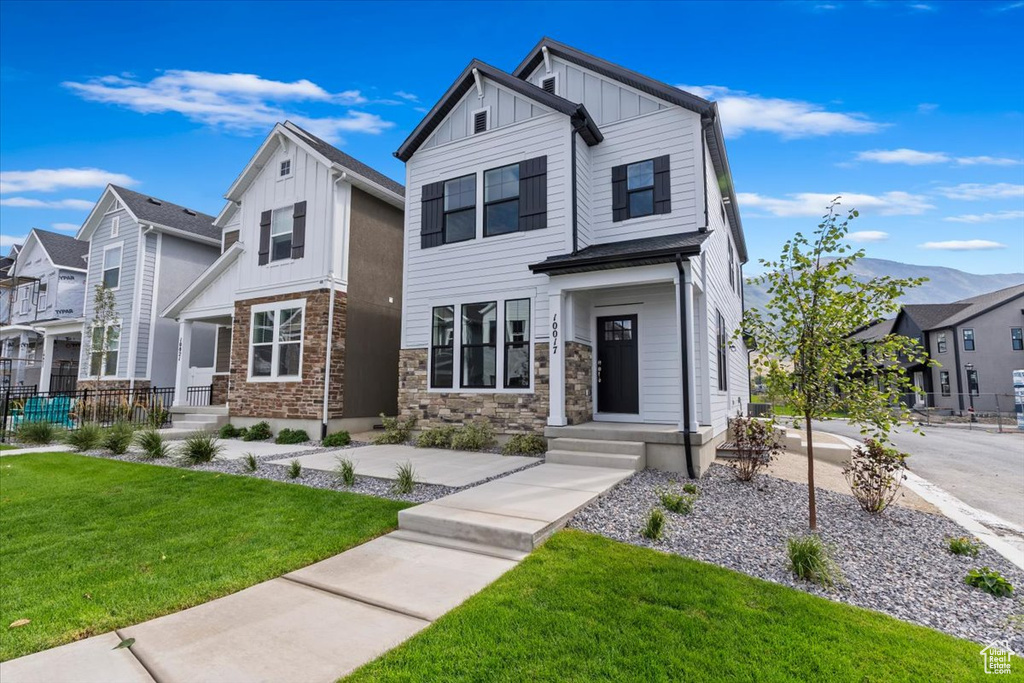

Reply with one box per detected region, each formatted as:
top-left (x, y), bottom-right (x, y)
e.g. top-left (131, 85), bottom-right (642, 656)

top-left (591, 305), bottom-right (643, 421)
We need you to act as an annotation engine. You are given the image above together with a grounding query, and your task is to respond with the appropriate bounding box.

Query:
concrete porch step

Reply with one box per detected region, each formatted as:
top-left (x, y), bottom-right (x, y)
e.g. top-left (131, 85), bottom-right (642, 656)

top-left (169, 420), bottom-right (220, 432)
top-left (545, 449), bottom-right (644, 471)
top-left (168, 405), bottom-right (229, 416)
top-left (388, 529), bottom-right (529, 562)
top-left (548, 437), bottom-right (645, 456)
top-left (175, 414), bottom-right (220, 425)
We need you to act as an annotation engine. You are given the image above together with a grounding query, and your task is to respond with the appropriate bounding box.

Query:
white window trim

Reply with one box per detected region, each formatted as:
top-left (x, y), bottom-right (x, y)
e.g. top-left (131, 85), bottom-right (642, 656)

top-left (111, 215), bottom-right (120, 238)
top-left (86, 318), bottom-right (123, 379)
top-left (101, 242), bottom-right (124, 291)
top-left (247, 298), bottom-right (306, 382)
top-left (539, 72), bottom-right (559, 96)
top-left (269, 205), bottom-right (294, 263)
top-left (471, 106), bottom-right (490, 135)
top-left (278, 158), bottom-right (293, 180)
top-left (426, 291), bottom-right (535, 395)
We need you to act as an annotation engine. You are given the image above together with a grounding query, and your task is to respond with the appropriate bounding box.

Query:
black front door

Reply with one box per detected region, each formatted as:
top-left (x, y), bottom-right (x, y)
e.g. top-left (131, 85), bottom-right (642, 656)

top-left (596, 315), bottom-right (639, 414)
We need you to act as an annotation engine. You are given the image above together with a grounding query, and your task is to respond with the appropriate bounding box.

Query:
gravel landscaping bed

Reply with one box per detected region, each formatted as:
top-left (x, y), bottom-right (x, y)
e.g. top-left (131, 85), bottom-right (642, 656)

top-left (73, 441), bottom-right (543, 504)
top-left (570, 464), bottom-right (1024, 650)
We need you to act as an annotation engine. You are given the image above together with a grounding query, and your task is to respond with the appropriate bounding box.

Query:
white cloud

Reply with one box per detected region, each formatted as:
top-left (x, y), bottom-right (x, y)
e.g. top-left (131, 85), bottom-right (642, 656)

top-left (909, 3), bottom-right (935, 10)
top-left (847, 230), bottom-right (890, 242)
top-left (1, 234), bottom-right (28, 248)
top-left (737, 191), bottom-right (933, 217)
top-left (0, 168), bottom-right (138, 194)
top-left (394, 90), bottom-right (419, 101)
top-left (0, 197), bottom-right (95, 210)
top-left (814, 3), bottom-right (838, 9)
top-left (51, 222), bottom-right (81, 232)
top-left (942, 210), bottom-right (1024, 224)
top-left (64, 70), bottom-right (392, 143)
top-left (854, 149), bottom-right (1020, 166)
top-left (998, 1), bottom-right (1024, 10)
top-left (935, 183), bottom-right (1024, 200)
top-left (678, 84), bottom-right (883, 138)
top-left (919, 240), bottom-right (1007, 251)
top-left (917, 103), bottom-right (938, 113)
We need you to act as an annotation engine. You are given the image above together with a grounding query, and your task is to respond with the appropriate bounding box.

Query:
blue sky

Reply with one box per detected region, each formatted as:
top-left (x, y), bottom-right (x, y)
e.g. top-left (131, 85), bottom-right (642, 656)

top-left (1, 0), bottom-right (1022, 274)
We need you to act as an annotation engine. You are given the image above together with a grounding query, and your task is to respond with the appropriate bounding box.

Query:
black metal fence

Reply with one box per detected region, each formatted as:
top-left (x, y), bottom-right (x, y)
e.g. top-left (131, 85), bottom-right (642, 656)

top-left (1, 386), bottom-right (174, 442)
top-left (186, 384), bottom-right (212, 407)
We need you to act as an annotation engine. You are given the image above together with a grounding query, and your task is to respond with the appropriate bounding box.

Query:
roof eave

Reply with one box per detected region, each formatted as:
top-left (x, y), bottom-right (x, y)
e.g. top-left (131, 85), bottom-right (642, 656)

top-left (529, 244), bottom-right (703, 276)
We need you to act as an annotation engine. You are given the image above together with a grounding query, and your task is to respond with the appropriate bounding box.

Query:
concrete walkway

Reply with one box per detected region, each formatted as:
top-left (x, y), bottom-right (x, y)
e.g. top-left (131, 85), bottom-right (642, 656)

top-left (0, 444), bottom-right (71, 457)
top-left (1, 462), bottom-right (629, 683)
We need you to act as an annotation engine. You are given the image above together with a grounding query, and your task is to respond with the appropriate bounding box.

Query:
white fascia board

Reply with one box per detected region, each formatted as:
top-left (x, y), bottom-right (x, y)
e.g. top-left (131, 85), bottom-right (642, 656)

top-left (77, 186), bottom-right (140, 241)
top-left (162, 242), bottom-right (243, 319)
top-left (214, 201), bottom-right (239, 228)
top-left (142, 222), bottom-right (221, 247)
top-left (331, 164), bottom-right (404, 210)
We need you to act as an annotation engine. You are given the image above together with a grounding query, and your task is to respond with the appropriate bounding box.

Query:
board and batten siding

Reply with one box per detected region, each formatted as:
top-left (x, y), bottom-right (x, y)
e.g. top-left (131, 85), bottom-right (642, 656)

top-left (574, 135), bottom-right (594, 250)
top-left (421, 79), bottom-right (548, 151)
top-left (402, 112), bottom-right (572, 350)
top-left (80, 206), bottom-right (139, 379)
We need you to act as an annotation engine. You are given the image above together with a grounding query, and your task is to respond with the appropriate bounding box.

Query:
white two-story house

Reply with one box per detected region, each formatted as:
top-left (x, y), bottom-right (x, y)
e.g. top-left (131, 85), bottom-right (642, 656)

top-left (395, 38), bottom-right (749, 475)
top-left (163, 122), bottom-right (405, 437)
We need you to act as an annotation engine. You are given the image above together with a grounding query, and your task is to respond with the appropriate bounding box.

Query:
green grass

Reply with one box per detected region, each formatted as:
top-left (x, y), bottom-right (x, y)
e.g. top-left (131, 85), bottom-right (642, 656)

top-left (0, 453), bottom-right (410, 661)
top-left (0, 444), bottom-right (19, 451)
top-left (348, 531), bottom-right (1016, 682)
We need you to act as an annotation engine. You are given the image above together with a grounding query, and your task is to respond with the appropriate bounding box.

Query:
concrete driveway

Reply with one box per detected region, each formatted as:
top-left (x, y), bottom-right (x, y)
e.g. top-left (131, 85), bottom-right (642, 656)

top-left (812, 419), bottom-right (1024, 528)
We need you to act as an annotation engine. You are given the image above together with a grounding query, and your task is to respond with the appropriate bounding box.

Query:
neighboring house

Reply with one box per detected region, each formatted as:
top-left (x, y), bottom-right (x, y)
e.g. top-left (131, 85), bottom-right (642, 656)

top-left (394, 38), bottom-right (749, 475)
top-left (75, 186), bottom-right (221, 392)
top-left (851, 284), bottom-right (1024, 414)
top-left (0, 230), bottom-right (89, 391)
top-left (163, 121), bottom-right (405, 436)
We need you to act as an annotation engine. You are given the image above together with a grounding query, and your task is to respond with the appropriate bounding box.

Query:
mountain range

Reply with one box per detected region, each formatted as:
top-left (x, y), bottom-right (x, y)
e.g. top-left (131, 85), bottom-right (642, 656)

top-left (743, 258), bottom-right (1024, 312)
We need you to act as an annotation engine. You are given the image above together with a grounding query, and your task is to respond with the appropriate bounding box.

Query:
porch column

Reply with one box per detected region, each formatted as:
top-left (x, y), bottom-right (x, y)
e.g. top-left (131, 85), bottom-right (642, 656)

top-left (547, 289), bottom-right (567, 427)
top-left (39, 333), bottom-right (55, 393)
top-left (173, 320), bottom-right (193, 406)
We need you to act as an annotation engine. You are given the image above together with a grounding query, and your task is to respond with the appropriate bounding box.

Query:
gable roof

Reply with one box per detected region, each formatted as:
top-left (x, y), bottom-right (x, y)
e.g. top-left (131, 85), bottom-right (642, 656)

top-left (530, 231), bottom-right (710, 276)
top-left (31, 229), bottom-right (89, 270)
top-left (849, 317), bottom-right (897, 343)
top-left (394, 59), bottom-right (602, 162)
top-left (284, 122), bottom-right (406, 198)
top-left (931, 283), bottom-right (1024, 329)
top-left (111, 186), bottom-right (219, 241)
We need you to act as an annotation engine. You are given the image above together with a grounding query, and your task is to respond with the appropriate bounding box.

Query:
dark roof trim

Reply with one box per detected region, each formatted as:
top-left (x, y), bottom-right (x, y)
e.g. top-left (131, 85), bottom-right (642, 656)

top-left (703, 105), bottom-right (747, 263)
top-left (530, 242), bottom-right (706, 276)
top-left (394, 59), bottom-right (602, 162)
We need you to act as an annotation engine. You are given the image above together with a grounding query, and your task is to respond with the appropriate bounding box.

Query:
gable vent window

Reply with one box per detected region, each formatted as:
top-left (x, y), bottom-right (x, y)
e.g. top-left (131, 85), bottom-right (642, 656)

top-left (612, 155), bottom-right (671, 222)
top-left (110, 215), bottom-right (120, 238)
top-left (472, 109), bottom-right (488, 134)
top-left (541, 76), bottom-right (556, 94)
top-left (280, 159), bottom-right (292, 178)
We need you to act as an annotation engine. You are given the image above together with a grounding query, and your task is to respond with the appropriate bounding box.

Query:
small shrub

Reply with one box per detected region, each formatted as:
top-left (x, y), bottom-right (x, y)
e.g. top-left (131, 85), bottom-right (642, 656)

top-left (236, 426), bottom-right (249, 439)
top-left (135, 429), bottom-right (170, 459)
top-left (660, 492), bottom-right (696, 515)
top-left (287, 459), bottom-right (302, 479)
top-left (242, 453), bottom-right (259, 473)
top-left (641, 508), bottom-right (665, 540)
top-left (682, 482), bottom-right (699, 495)
top-left (502, 433), bottom-right (547, 456)
top-left (947, 536), bottom-right (982, 558)
top-left (843, 438), bottom-right (909, 515)
top-left (392, 461), bottom-right (415, 494)
top-left (965, 567), bottom-right (1014, 597)
top-left (450, 421), bottom-right (496, 451)
top-left (179, 431), bottom-right (223, 464)
top-left (373, 414), bottom-right (416, 445)
top-left (146, 405), bottom-right (169, 429)
top-left (730, 414), bottom-right (782, 482)
top-left (102, 422), bottom-right (136, 455)
top-left (787, 534), bottom-right (842, 588)
top-left (336, 457), bottom-right (356, 486)
top-left (416, 425), bottom-right (457, 449)
top-left (275, 428), bottom-right (310, 445)
top-left (15, 421), bottom-right (56, 445)
top-left (242, 421), bottom-right (272, 442)
top-left (219, 423), bottom-right (240, 439)
top-left (64, 423), bottom-right (103, 451)
top-left (322, 431), bottom-right (351, 448)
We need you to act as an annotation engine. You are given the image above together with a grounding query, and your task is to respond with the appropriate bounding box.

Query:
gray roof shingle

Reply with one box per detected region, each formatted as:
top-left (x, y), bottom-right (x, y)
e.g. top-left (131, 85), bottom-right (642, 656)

top-left (284, 122), bottom-right (406, 197)
top-left (111, 186), bottom-right (219, 242)
top-left (33, 229), bottom-right (89, 269)
top-left (931, 283), bottom-right (1024, 329)
top-left (531, 231), bottom-right (711, 275)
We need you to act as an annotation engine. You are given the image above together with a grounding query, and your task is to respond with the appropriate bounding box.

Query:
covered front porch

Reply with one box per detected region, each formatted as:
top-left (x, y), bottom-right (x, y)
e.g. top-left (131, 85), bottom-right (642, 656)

top-left (171, 311), bottom-right (232, 408)
top-left (34, 318), bottom-right (83, 393)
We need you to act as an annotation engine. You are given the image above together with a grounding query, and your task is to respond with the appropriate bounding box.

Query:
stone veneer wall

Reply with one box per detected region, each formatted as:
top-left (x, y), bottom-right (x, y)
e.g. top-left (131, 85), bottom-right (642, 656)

top-left (76, 379), bottom-right (151, 393)
top-left (565, 341), bottom-right (593, 425)
top-left (210, 374), bottom-right (228, 406)
top-left (228, 290), bottom-right (347, 420)
top-left (398, 342), bottom-right (550, 434)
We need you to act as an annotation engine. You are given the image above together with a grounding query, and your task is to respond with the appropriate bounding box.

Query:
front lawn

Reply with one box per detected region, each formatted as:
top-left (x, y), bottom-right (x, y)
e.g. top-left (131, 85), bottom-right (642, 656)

top-left (348, 531), bottom-right (1011, 682)
top-left (0, 453), bottom-right (409, 661)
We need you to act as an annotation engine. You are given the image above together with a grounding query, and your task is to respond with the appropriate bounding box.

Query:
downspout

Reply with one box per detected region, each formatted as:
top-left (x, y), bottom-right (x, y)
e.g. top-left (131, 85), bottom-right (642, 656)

top-left (676, 254), bottom-right (696, 479)
top-left (951, 326), bottom-right (964, 413)
top-left (321, 171), bottom-right (346, 438)
top-left (570, 114), bottom-right (586, 254)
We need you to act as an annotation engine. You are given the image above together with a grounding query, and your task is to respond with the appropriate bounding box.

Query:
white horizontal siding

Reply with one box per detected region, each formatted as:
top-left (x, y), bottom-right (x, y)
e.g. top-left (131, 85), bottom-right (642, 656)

top-left (134, 232), bottom-right (158, 377)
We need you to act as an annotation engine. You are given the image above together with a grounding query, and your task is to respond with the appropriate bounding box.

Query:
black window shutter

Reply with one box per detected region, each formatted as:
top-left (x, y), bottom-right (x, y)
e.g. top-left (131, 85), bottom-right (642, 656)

top-left (421, 181), bottom-right (444, 249)
top-left (653, 155), bottom-right (671, 215)
top-left (611, 164), bottom-right (628, 222)
top-left (258, 210), bottom-right (272, 265)
top-left (291, 201), bottom-right (306, 259)
top-left (518, 155), bottom-right (547, 231)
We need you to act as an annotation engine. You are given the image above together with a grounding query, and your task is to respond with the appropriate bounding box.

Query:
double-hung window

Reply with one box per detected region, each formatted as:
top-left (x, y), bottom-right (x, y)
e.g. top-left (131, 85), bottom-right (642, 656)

top-left (249, 301), bottom-right (304, 380)
top-left (937, 332), bottom-right (947, 353)
top-left (962, 328), bottom-right (975, 351)
top-left (37, 280), bottom-right (48, 310)
top-left (504, 299), bottom-right (530, 388)
top-left (102, 246), bottom-right (122, 289)
top-left (19, 286), bottom-right (29, 314)
top-left (717, 310), bottom-right (728, 391)
top-left (966, 368), bottom-right (980, 396)
top-left (626, 159), bottom-right (655, 219)
top-left (1012, 327), bottom-right (1023, 351)
top-left (430, 306), bottom-right (455, 388)
top-left (443, 175), bottom-right (476, 244)
top-left (89, 322), bottom-right (120, 376)
top-left (270, 207), bottom-right (293, 262)
top-left (484, 164), bottom-right (520, 237)
top-left (939, 371), bottom-right (950, 396)
top-left (461, 302), bottom-right (497, 389)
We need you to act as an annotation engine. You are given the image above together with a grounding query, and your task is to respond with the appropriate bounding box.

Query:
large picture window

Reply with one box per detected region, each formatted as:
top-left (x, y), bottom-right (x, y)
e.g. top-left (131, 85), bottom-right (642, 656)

top-left (484, 164), bottom-right (520, 236)
top-left (270, 207), bottom-right (293, 262)
top-left (89, 322), bottom-right (120, 377)
top-left (626, 159), bottom-right (655, 219)
top-left (430, 306), bottom-right (455, 388)
top-left (249, 301), bottom-right (304, 380)
top-left (461, 301), bottom-right (497, 389)
top-left (443, 175), bottom-right (476, 244)
top-left (102, 246), bottom-right (122, 289)
top-left (504, 299), bottom-right (530, 388)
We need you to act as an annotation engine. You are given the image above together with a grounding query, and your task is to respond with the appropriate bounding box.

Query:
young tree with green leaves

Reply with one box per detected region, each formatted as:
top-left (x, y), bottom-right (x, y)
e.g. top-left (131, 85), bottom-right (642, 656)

top-left (88, 285), bottom-right (119, 378)
top-left (742, 199), bottom-right (930, 530)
